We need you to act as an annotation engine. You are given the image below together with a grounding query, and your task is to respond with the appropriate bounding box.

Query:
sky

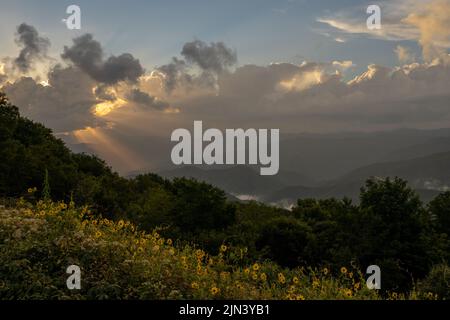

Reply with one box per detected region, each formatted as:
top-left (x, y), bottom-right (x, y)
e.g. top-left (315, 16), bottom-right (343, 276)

top-left (1, 0), bottom-right (450, 173)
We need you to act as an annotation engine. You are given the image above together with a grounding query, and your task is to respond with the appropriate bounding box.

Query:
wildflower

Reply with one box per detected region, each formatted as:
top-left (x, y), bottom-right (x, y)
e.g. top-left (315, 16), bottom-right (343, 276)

top-left (167, 239), bottom-right (173, 246)
top-left (343, 289), bottom-right (353, 297)
top-left (95, 231), bottom-right (102, 238)
top-left (293, 276), bottom-right (299, 284)
top-left (210, 287), bottom-right (220, 295)
top-left (208, 258), bottom-right (214, 265)
top-left (252, 272), bottom-right (258, 281)
top-left (348, 272), bottom-right (353, 278)
top-left (118, 220), bottom-right (125, 228)
top-left (152, 245), bottom-right (160, 252)
top-left (312, 278), bottom-right (320, 288)
top-left (340, 267), bottom-right (347, 274)
top-left (220, 244), bottom-right (228, 252)
top-left (191, 282), bottom-right (199, 290)
top-left (322, 267), bottom-right (329, 275)
top-left (252, 263), bottom-right (260, 271)
top-left (278, 273), bottom-right (286, 284)
top-left (260, 273), bottom-right (267, 281)
top-left (286, 293), bottom-right (296, 300)
top-left (27, 188), bottom-right (35, 194)
top-left (296, 294), bottom-right (305, 300)
top-left (244, 268), bottom-right (250, 275)
top-left (195, 249), bottom-right (205, 260)
top-left (197, 265), bottom-right (203, 275)
top-left (354, 282), bottom-right (360, 290)
top-left (137, 247), bottom-right (144, 253)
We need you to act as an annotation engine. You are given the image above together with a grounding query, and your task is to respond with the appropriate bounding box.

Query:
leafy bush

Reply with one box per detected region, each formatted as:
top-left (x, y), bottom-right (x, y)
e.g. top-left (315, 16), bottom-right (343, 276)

top-left (417, 264), bottom-right (450, 300)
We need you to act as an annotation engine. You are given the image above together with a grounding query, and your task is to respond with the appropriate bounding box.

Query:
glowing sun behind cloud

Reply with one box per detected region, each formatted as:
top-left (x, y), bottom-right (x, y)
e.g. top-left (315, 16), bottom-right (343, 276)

top-left (94, 98), bottom-right (127, 116)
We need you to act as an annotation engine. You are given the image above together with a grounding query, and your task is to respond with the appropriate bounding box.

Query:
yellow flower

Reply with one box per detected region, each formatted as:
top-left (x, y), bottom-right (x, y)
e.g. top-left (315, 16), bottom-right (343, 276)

top-left (167, 239), bottom-right (173, 246)
top-left (296, 294), bottom-right (305, 300)
top-left (191, 282), bottom-right (199, 290)
top-left (27, 188), bottom-right (34, 194)
top-left (322, 267), bottom-right (329, 275)
top-left (292, 276), bottom-right (299, 284)
top-left (95, 231), bottom-right (102, 238)
top-left (278, 273), bottom-right (286, 284)
top-left (210, 287), bottom-right (220, 295)
top-left (220, 244), bottom-right (228, 252)
top-left (195, 249), bottom-right (205, 259)
top-left (348, 272), bottom-right (353, 278)
top-left (354, 282), bottom-right (360, 290)
top-left (312, 279), bottom-right (320, 288)
top-left (251, 272), bottom-right (258, 280)
top-left (118, 220), bottom-right (125, 228)
top-left (252, 263), bottom-right (260, 271)
top-left (152, 245), bottom-right (160, 252)
top-left (208, 258), bottom-right (214, 265)
top-left (340, 267), bottom-right (348, 274)
top-left (197, 265), bottom-right (203, 275)
top-left (343, 289), bottom-right (353, 297)
top-left (244, 268), bottom-right (250, 275)
top-left (260, 273), bottom-right (267, 281)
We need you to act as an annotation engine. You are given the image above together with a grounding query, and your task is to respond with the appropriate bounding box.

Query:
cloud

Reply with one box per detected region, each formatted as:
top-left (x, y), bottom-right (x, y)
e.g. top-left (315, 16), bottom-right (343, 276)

top-left (156, 40), bottom-right (237, 94)
top-left (13, 23), bottom-right (50, 73)
top-left (61, 34), bottom-right (145, 84)
top-left (126, 88), bottom-right (171, 111)
top-left (403, 0), bottom-right (450, 61)
top-left (181, 40), bottom-right (237, 73)
top-left (2, 65), bottom-right (101, 132)
top-left (166, 57), bottom-right (450, 132)
top-left (395, 45), bottom-right (416, 63)
top-left (316, 0), bottom-right (450, 54)
top-left (156, 57), bottom-right (190, 93)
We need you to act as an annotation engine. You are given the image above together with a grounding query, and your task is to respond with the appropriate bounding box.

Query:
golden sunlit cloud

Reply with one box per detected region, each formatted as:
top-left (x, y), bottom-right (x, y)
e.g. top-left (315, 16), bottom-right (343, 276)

top-left (39, 80), bottom-right (50, 87)
top-left (94, 98), bottom-right (127, 116)
top-left (278, 71), bottom-right (323, 92)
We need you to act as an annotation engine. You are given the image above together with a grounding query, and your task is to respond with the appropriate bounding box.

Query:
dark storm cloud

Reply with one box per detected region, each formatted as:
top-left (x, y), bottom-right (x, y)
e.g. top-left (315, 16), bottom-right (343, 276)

top-left (14, 23), bottom-right (50, 73)
top-left (156, 40), bottom-right (237, 94)
top-left (94, 85), bottom-right (116, 101)
top-left (126, 88), bottom-right (170, 110)
top-left (61, 34), bottom-right (145, 84)
top-left (156, 57), bottom-right (189, 93)
top-left (181, 40), bottom-right (237, 73)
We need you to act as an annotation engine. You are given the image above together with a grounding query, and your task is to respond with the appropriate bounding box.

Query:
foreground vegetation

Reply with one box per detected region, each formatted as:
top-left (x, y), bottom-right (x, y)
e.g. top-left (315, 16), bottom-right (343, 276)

top-left (0, 199), bottom-right (439, 300)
